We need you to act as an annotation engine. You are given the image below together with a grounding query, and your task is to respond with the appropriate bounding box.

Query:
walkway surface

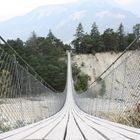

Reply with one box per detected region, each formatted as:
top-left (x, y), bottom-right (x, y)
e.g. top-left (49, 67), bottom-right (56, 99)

top-left (0, 52), bottom-right (140, 140)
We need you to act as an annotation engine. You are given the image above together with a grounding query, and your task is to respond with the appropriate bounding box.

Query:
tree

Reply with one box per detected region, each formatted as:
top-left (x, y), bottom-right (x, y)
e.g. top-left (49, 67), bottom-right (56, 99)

top-left (117, 23), bottom-right (126, 51)
top-left (4, 39), bottom-right (24, 58)
top-left (3, 32), bottom-right (67, 91)
top-left (126, 33), bottom-right (135, 49)
top-left (26, 31), bottom-right (38, 48)
top-left (133, 24), bottom-right (140, 37)
top-left (47, 29), bottom-right (55, 39)
top-left (90, 22), bottom-right (100, 38)
top-left (72, 23), bottom-right (85, 53)
top-left (90, 22), bottom-right (103, 52)
top-left (29, 31), bottom-right (37, 40)
top-left (102, 28), bottom-right (118, 51)
top-left (118, 23), bottom-right (125, 36)
top-left (46, 29), bottom-right (63, 48)
top-left (75, 23), bottom-right (84, 39)
top-left (81, 35), bottom-right (93, 53)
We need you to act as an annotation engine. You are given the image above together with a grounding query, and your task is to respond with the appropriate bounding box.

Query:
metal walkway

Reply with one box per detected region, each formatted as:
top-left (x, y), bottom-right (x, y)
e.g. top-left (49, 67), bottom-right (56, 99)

top-left (0, 52), bottom-right (139, 140)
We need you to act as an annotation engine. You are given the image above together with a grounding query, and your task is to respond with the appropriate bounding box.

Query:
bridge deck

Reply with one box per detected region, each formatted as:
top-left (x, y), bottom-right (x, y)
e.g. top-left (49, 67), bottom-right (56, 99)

top-left (0, 52), bottom-right (139, 140)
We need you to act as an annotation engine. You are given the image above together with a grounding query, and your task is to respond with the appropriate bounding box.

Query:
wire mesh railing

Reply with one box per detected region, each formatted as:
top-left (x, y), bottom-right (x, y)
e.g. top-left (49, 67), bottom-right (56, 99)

top-left (74, 36), bottom-right (140, 127)
top-left (0, 39), bottom-right (66, 133)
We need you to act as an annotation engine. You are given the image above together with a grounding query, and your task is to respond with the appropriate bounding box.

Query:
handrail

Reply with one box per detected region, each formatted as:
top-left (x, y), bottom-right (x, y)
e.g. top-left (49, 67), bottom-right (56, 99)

top-left (89, 35), bottom-right (140, 87)
top-left (0, 36), bottom-right (57, 92)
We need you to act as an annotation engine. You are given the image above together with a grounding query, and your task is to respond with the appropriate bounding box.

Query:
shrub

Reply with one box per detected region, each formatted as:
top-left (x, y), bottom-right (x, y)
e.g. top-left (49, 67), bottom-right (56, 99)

top-left (75, 73), bottom-right (90, 92)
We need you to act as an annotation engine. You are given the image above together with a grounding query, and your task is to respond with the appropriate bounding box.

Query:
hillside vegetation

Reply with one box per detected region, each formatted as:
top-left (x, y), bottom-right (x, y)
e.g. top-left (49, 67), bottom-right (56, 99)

top-left (0, 31), bottom-right (67, 92)
top-left (72, 23), bottom-right (139, 54)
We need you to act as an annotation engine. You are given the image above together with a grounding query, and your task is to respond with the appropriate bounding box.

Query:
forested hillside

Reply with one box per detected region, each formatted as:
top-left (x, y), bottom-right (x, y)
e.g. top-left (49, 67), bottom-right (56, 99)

top-left (0, 30), bottom-right (67, 91)
top-left (72, 23), bottom-right (140, 54)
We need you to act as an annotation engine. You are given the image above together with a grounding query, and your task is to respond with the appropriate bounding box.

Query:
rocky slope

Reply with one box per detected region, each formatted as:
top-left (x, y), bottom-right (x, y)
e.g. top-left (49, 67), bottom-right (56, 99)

top-left (72, 51), bottom-right (133, 84)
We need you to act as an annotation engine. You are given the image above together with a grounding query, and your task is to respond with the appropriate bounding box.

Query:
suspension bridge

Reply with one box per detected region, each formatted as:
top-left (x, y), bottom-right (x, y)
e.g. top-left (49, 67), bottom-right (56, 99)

top-left (0, 36), bottom-right (140, 139)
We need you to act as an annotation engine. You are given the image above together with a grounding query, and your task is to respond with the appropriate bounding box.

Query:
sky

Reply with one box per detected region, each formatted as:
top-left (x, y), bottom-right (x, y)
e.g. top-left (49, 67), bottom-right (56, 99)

top-left (0, 0), bottom-right (78, 21)
top-left (110, 0), bottom-right (140, 17)
top-left (0, 0), bottom-right (139, 22)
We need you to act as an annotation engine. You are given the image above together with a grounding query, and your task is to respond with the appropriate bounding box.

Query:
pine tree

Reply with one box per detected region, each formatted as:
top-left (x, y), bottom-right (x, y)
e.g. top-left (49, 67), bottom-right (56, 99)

top-left (118, 23), bottom-right (125, 36)
top-left (47, 29), bottom-right (55, 39)
top-left (117, 23), bottom-right (126, 51)
top-left (73, 23), bottom-right (85, 53)
top-left (90, 22), bottom-right (100, 38)
top-left (26, 31), bottom-right (37, 48)
top-left (133, 24), bottom-right (140, 37)
top-left (90, 22), bottom-right (103, 52)
top-left (75, 23), bottom-right (84, 39)
top-left (102, 28), bottom-right (118, 51)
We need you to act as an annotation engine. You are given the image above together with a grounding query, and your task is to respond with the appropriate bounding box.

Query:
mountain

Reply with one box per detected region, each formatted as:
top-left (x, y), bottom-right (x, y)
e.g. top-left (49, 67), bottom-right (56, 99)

top-left (0, 0), bottom-right (140, 43)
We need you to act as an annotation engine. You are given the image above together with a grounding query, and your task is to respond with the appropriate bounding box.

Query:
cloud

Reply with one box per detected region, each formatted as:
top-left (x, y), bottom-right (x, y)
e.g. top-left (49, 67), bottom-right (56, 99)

top-left (113, 0), bottom-right (132, 5)
top-left (56, 20), bottom-right (69, 29)
top-left (111, 0), bottom-right (140, 17)
top-left (116, 14), bottom-right (126, 19)
top-left (0, 0), bottom-right (79, 22)
top-left (70, 10), bottom-right (87, 20)
top-left (96, 11), bottom-right (126, 19)
top-left (0, 0), bottom-right (139, 22)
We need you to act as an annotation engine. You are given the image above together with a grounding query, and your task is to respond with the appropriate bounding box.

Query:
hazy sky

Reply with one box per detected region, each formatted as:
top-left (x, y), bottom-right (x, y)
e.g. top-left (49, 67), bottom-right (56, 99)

top-left (111, 0), bottom-right (140, 17)
top-left (0, 0), bottom-right (139, 22)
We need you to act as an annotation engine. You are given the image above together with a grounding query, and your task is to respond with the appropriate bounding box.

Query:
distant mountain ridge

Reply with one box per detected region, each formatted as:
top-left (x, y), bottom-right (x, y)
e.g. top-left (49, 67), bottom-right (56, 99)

top-left (0, 0), bottom-right (140, 42)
